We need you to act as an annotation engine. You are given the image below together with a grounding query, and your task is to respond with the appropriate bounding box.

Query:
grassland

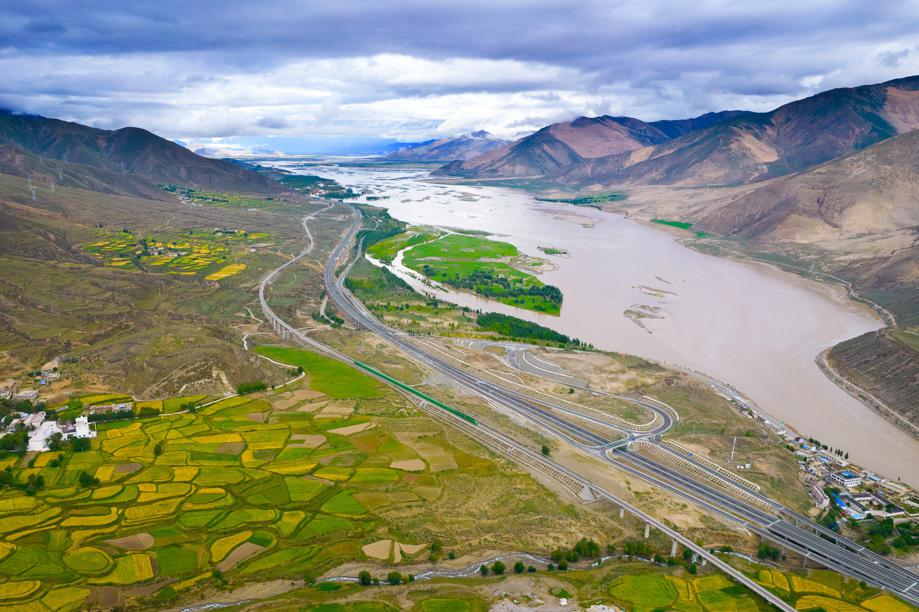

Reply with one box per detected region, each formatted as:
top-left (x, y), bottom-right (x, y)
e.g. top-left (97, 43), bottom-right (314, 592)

top-left (0, 172), bottom-right (320, 397)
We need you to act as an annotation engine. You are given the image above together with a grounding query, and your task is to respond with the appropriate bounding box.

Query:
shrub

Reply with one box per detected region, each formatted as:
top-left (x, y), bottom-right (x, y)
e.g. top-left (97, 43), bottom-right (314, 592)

top-left (386, 571), bottom-right (402, 585)
top-left (514, 561), bottom-right (525, 574)
top-left (236, 381), bottom-right (267, 395)
top-left (358, 570), bottom-right (372, 586)
top-left (492, 561), bottom-right (505, 575)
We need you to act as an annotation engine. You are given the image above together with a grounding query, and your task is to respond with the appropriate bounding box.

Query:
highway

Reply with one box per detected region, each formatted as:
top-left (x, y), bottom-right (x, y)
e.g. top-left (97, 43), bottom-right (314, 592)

top-left (263, 202), bottom-right (918, 608)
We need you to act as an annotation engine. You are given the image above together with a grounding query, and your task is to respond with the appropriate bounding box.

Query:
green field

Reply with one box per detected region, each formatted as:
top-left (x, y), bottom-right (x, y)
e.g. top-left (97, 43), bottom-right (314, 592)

top-left (398, 233), bottom-right (563, 315)
top-left (254, 346), bottom-right (384, 398)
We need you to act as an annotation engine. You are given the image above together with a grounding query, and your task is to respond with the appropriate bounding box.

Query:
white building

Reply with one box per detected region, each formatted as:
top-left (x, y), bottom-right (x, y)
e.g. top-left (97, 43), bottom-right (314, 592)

top-left (27, 421), bottom-right (61, 452)
top-left (74, 416), bottom-right (96, 439)
top-left (829, 470), bottom-right (862, 489)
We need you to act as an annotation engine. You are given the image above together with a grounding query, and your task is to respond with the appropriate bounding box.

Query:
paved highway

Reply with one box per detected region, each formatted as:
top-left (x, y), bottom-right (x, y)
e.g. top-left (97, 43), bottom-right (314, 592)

top-left (264, 202), bottom-right (917, 608)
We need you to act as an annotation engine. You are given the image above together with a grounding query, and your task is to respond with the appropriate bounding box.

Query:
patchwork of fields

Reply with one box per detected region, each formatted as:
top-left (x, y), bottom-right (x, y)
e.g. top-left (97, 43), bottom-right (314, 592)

top-left (83, 228), bottom-right (267, 281)
top-left (0, 347), bottom-right (616, 609)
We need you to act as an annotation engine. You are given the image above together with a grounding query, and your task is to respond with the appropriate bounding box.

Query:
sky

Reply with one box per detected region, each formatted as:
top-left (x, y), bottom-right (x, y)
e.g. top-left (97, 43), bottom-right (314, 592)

top-left (2, 0), bottom-right (919, 154)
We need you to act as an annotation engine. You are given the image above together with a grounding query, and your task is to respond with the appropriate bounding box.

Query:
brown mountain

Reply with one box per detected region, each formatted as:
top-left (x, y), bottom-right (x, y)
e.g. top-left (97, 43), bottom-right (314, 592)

top-left (697, 129), bottom-right (919, 243)
top-left (442, 76), bottom-right (919, 188)
top-left (435, 111), bottom-right (746, 179)
top-left (0, 112), bottom-right (280, 196)
top-left (384, 130), bottom-right (508, 162)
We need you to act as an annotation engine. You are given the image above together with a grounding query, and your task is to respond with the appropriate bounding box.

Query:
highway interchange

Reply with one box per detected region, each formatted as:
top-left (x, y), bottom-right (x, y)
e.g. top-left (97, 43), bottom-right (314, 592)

top-left (260, 201), bottom-right (918, 608)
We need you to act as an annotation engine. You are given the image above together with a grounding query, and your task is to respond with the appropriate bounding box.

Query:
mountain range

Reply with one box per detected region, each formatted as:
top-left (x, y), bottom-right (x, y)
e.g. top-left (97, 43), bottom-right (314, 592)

top-left (382, 130), bottom-right (508, 162)
top-left (437, 76), bottom-right (919, 188)
top-left (0, 112), bottom-right (280, 198)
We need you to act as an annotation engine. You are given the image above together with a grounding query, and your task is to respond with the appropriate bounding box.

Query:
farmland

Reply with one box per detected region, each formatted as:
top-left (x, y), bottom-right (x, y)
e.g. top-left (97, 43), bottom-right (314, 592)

top-left (0, 346), bottom-right (627, 609)
top-left (83, 228), bottom-right (266, 281)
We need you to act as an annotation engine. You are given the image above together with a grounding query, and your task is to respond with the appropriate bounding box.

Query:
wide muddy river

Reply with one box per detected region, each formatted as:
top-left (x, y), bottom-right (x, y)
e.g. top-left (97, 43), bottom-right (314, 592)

top-left (278, 161), bottom-right (919, 487)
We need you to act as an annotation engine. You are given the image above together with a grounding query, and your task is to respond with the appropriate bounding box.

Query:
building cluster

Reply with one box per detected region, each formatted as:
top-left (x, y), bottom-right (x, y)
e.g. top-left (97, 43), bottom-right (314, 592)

top-left (787, 435), bottom-right (917, 521)
top-left (2, 411), bottom-right (96, 452)
top-left (1, 358), bottom-right (67, 403)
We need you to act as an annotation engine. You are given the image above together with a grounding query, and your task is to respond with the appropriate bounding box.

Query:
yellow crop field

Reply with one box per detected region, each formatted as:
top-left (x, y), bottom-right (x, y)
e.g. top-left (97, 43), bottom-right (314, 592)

top-left (265, 462), bottom-right (316, 475)
top-left (124, 498), bottom-right (182, 523)
top-left (137, 483), bottom-right (193, 503)
top-left (0, 580), bottom-right (41, 601)
top-left (0, 542), bottom-right (14, 561)
top-left (192, 433), bottom-right (244, 444)
top-left (41, 586), bottom-right (91, 611)
top-left (313, 466), bottom-right (353, 481)
top-left (61, 508), bottom-right (119, 528)
top-left (0, 496), bottom-right (38, 515)
top-left (795, 595), bottom-right (863, 612)
top-left (91, 485), bottom-right (124, 500)
top-left (861, 595), bottom-right (914, 612)
top-left (790, 576), bottom-right (841, 597)
top-left (89, 553), bottom-right (154, 585)
top-left (205, 263), bottom-right (246, 281)
top-left (94, 465), bottom-right (116, 482)
top-left (172, 467), bottom-right (199, 481)
top-left (211, 530), bottom-right (253, 562)
top-left (0, 507), bottom-right (61, 535)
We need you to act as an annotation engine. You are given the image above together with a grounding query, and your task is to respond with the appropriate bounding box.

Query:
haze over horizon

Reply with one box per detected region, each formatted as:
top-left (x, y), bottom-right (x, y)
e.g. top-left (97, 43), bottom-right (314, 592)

top-left (3, 0), bottom-right (919, 153)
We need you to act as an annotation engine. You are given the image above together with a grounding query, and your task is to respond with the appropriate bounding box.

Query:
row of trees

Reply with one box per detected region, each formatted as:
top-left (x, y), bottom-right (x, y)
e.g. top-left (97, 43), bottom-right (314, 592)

top-left (476, 312), bottom-right (583, 346)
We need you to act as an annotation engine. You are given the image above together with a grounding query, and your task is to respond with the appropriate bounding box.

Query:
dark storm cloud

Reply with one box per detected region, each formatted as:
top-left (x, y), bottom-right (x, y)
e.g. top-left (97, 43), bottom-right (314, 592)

top-left (1, 0), bottom-right (918, 143)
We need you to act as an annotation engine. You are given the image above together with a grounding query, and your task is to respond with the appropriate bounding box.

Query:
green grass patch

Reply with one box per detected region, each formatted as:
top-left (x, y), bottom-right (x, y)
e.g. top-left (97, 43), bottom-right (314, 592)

top-left (254, 346), bottom-right (384, 399)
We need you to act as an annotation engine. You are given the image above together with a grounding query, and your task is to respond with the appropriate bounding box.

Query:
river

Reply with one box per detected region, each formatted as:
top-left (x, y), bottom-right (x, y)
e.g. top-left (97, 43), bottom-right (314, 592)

top-left (272, 161), bottom-right (918, 488)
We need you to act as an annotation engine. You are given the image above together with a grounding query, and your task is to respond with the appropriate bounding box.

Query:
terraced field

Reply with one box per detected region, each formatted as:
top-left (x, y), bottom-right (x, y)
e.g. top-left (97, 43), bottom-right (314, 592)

top-left (0, 347), bottom-right (621, 609)
top-left (83, 228), bottom-right (268, 281)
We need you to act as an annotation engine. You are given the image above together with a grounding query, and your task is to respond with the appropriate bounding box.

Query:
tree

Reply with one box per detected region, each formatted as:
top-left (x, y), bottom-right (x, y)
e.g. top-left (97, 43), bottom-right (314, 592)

top-left (513, 561), bottom-right (525, 574)
top-left (492, 560), bottom-right (505, 575)
top-left (541, 444), bottom-right (550, 456)
top-left (527, 565), bottom-right (536, 573)
top-left (479, 564), bottom-right (488, 576)
top-left (78, 470), bottom-right (100, 488)
top-left (71, 437), bottom-right (91, 452)
top-left (358, 570), bottom-right (372, 586)
top-left (557, 559), bottom-right (568, 571)
top-left (153, 441), bottom-right (165, 456)
top-left (386, 571), bottom-right (402, 585)
top-left (682, 548), bottom-right (693, 561)
top-left (687, 563), bottom-right (698, 575)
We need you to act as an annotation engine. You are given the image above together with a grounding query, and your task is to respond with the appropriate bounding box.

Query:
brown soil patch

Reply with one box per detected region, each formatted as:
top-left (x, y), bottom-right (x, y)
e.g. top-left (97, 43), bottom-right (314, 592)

top-left (390, 459), bottom-right (426, 472)
top-left (115, 462), bottom-right (142, 474)
top-left (107, 532), bottom-right (154, 550)
top-left (247, 412), bottom-right (266, 423)
top-left (317, 400), bottom-right (355, 418)
top-left (216, 442), bottom-right (245, 454)
top-left (217, 542), bottom-right (266, 572)
top-left (361, 539), bottom-right (391, 560)
top-left (289, 434), bottom-right (326, 448)
top-left (328, 422), bottom-right (374, 436)
top-left (399, 542), bottom-right (427, 556)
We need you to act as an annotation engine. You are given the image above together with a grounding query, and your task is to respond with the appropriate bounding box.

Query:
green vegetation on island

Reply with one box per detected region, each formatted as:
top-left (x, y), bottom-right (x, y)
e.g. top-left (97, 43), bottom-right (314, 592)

top-left (536, 192), bottom-right (625, 208)
top-left (396, 232), bottom-right (563, 315)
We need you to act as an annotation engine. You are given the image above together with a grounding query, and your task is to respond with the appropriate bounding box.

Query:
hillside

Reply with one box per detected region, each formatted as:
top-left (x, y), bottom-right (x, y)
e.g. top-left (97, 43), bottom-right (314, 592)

top-left (440, 76), bottom-right (919, 187)
top-left (384, 130), bottom-right (507, 162)
top-left (0, 112), bottom-right (281, 196)
top-left (697, 129), bottom-right (919, 244)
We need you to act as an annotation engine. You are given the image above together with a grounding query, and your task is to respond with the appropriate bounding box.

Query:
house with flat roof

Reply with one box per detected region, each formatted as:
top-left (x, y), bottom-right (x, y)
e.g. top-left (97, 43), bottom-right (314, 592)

top-left (829, 470), bottom-right (862, 489)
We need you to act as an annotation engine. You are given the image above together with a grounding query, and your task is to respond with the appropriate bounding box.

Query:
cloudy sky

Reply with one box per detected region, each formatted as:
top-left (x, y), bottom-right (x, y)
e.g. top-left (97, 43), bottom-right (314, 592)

top-left (2, 0), bottom-right (919, 153)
